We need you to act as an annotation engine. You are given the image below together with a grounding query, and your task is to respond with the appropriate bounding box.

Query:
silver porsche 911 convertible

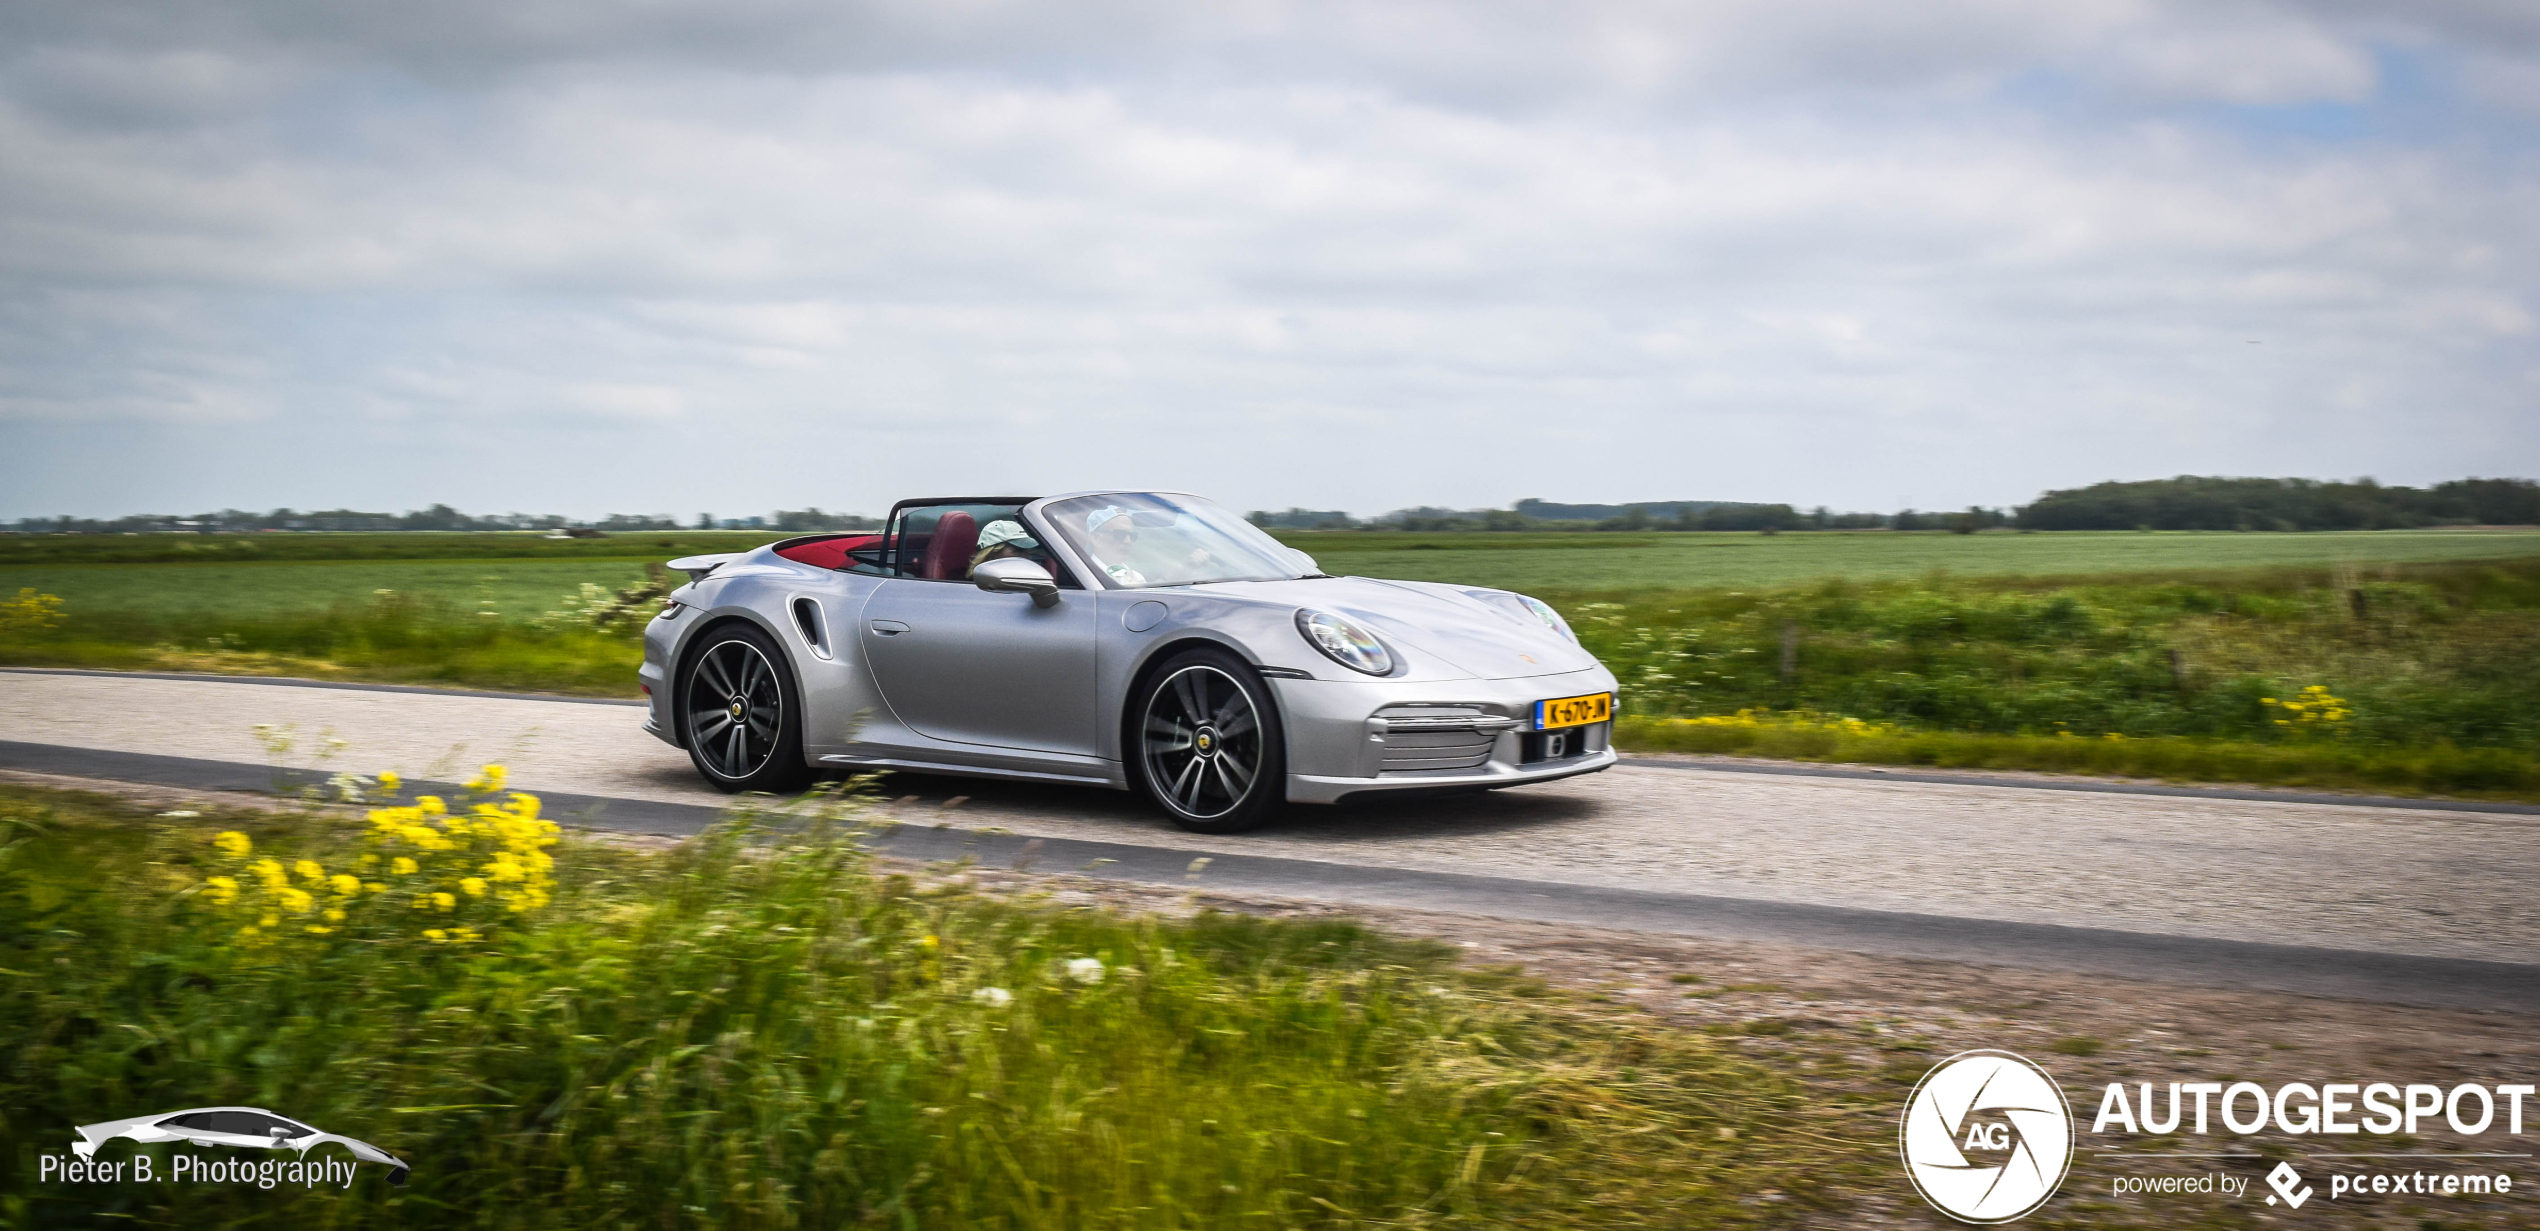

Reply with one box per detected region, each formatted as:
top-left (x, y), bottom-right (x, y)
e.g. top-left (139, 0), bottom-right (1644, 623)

top-left (640, 491), bottom-right (1616, 832)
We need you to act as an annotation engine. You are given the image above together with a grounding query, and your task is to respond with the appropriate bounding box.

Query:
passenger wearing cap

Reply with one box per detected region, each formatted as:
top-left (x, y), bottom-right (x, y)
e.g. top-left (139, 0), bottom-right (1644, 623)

top-left (1085, 504), bottom-right (1212, 586)
top-left (968, 519), bottom-right (1041, 578)
top-left (1084, 506), bottom-right (1148, 586)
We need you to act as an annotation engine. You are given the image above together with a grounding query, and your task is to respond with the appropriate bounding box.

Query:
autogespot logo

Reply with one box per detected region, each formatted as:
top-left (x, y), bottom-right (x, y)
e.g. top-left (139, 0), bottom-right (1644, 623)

top-left (1901, 1050), bottom-right (2076, 1224)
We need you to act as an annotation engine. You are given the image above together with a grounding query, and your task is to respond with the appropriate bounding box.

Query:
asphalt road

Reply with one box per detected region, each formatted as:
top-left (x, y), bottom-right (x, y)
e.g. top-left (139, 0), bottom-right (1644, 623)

top-left (5, 668), bottom-right (2535, 1010)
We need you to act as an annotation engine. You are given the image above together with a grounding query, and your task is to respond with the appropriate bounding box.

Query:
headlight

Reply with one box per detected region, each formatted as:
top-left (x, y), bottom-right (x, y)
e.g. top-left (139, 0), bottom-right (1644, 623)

top-left (1518, 595), bottom-right (1576, 643)
top-left (1295, 609), bottom-right (1393, 675)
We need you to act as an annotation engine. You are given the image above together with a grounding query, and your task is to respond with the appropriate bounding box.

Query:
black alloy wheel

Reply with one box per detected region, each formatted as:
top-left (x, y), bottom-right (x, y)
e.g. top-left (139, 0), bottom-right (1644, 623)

top-left (680, 623), bottom-right (811, 793)
top-left (1135, 648), bottom-right (1285, 833)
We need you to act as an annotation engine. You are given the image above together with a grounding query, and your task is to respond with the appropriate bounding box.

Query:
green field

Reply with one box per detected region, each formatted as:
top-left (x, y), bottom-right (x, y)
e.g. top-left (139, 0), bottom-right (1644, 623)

top-left (0, 529), bottom-right (785, 566)
top-left (1275, 528), bottom-right (2540, 591)
top-left (0, 559), bottom-right (657, 622)
top-left (6, 529), bottom-right (2536, 798)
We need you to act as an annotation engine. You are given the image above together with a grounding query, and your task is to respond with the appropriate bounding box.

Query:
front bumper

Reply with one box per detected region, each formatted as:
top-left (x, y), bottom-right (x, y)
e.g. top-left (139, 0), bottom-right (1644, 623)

top-left (1271, 666), bottom-right (1619, 805)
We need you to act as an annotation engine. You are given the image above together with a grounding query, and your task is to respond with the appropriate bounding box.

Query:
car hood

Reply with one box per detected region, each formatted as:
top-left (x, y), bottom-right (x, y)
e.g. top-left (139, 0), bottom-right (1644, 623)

top-left (1194, 575), bottom-right (1603, 681)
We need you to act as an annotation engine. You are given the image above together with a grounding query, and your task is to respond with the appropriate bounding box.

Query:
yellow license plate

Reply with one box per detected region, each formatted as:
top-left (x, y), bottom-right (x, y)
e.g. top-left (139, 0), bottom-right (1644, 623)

top-left (1534, 692), bottom-right (1612, 730)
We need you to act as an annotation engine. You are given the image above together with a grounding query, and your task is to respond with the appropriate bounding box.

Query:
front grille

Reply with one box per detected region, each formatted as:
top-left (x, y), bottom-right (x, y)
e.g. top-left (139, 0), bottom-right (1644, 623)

top-left (1379, 729), bottom-right (1495, 772)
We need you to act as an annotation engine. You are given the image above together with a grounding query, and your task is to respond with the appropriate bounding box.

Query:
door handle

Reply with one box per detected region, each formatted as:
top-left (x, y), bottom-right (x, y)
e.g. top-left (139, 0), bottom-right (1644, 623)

top-left (868, 619), bottom-right (910, 636)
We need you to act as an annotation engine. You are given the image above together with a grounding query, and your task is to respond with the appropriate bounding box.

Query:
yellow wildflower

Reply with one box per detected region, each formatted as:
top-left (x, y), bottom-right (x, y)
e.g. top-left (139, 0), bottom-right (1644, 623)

top-left (417, 796), bottom-right (446, 816)
top-left (460, 877), bottom-right (487, 897)
top-left (204, 875), bottom-right (240, 905)
top-left (294, 859), bottom-right (325, 882)
top-left (378, 771), bottom-right (401, 793)
top-left (423, 928), bottom-right (447, 942)
top-left (431, 892), bottom-right (456, 911)
top-left (391, 857), bottom-right (418, 875)
top-left (278, 887), bottom-right (314, 914)
top-left (213, 831), bottom-right (252, 858)
top-left (328, 873), bottom-right (361, 897)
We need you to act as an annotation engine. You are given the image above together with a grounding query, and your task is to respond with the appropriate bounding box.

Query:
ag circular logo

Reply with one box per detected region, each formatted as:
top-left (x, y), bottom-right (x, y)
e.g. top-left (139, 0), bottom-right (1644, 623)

top-left (1900, 1049), bottom-right (2075, 1223)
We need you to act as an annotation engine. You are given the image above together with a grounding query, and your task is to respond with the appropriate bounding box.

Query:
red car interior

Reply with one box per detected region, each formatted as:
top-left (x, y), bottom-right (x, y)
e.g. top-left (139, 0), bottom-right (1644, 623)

top-left (919, 511), bottom-right (979, 579)
top-left (769, 533), bottom-right (880, 570)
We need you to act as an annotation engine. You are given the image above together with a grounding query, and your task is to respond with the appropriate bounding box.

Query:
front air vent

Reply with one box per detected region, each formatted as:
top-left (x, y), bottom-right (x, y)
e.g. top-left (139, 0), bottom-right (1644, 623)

top-left (1378, 729), bottom-right (1495, 772)
top-left (1370, 706), bottom-right (1510, 773)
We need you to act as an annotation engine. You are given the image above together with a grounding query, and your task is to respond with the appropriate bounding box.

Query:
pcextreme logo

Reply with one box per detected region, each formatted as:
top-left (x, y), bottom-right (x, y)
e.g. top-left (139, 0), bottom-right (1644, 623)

top-left (1899, 1050), bottom-right (2076, 1224)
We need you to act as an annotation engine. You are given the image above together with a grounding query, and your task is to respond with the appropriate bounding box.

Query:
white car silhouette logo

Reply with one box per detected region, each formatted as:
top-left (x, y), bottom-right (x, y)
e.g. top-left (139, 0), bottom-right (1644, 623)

top-left (72, 1106), bottom-right (410, 1186)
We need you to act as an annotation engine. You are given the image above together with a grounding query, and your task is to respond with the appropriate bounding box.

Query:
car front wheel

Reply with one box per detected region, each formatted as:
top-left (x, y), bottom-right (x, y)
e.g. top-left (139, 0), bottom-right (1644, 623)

top-left (1134, 648), bottom-right (1285, 833)
top-left (680, 623), bottom-right (812, 794)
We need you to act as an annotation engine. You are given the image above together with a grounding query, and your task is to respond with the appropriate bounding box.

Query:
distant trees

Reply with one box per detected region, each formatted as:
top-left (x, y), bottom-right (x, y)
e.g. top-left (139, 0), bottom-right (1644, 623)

top-left (16, 476), bottom-right (2534, 538)
top-left (772, 508), bottom-right (881, 532)
top-left (1248, 508), bottom-right (1360, 530)
top-left (2014, 477), bottom-right (2540, 531)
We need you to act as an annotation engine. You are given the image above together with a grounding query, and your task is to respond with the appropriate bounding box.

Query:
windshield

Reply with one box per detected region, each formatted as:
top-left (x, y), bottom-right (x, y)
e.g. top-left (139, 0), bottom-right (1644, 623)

top-left (1045, 493), bottom-right (1302, 589)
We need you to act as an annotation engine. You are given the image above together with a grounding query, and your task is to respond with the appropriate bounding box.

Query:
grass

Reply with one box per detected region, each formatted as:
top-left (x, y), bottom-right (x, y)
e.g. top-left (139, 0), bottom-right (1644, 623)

top-left (1573, 557), bottom-right (2540, 799)
top-left (0, 782), bottom-right (1863, 1229)
top-left (0, 530), bottom-right (787, 566)
top-left (0, 559), bottom-right (658, 622)
top-left (1621, 717), bottom-right (2540, 799)
top-left (5, 534), bottom-right (2536, 798)
top-left (1276, 527), bottom-right (2540, 591)
top-left (0, 586), bottom-right (650, 695)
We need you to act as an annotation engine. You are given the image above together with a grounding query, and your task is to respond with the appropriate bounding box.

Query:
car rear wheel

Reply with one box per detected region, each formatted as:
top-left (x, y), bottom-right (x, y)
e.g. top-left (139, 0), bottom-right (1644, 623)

top-left (1134, 648), bottom-right (1285, 833)
top-left (680, 623), bottom-right (812, 794)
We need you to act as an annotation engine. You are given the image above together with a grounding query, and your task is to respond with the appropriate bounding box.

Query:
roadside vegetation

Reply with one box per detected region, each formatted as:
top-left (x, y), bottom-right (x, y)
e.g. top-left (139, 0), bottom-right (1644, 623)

top-left (4, 532), bottom-right (2536, 798)
top-left (1577, 558), bottom-right (2540, 798)
top-left (1274, 527), bottom-right (2540, 591)
top-left (0, 782), bottom-right (1860, 1229)
top-left (0, 530), bottom-right (784, 567)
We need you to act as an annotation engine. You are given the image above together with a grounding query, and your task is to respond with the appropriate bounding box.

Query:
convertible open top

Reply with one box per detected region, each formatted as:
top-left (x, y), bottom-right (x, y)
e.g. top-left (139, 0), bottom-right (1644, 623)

top-left (768, 533), bottom-right (881, 571)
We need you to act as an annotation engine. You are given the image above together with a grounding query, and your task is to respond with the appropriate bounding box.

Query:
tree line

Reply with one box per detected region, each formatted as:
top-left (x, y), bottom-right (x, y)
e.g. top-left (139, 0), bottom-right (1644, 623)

top-left (13, 476), bottom-right (2533, 536)
top-left (1248, 476), bottom-right (2537, 533)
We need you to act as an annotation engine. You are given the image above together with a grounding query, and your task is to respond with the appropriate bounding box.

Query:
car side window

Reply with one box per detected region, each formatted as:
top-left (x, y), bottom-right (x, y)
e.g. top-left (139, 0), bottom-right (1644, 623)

top-left (166, 1111), bottom-right (280, 1135)
top-left (883, 503), bottom-right (1079, 588)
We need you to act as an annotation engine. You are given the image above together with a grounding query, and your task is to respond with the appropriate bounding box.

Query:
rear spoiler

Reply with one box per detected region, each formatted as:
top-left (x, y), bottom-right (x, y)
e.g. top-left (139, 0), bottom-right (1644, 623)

top-left (666, 553), bottom-right (741, 583)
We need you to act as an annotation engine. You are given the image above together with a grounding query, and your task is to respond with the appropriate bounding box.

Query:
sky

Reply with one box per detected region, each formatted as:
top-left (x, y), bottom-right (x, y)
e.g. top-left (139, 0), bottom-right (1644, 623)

top-left (3, 0), bottom-right (2536, 521)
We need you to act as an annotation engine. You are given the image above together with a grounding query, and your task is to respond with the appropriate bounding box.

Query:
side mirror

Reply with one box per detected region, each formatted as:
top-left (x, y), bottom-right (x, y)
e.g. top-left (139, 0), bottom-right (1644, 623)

top-left (1283, 548), bottom-right (1323, 576)
top-left (973, 557), bottom-right (1061, 608)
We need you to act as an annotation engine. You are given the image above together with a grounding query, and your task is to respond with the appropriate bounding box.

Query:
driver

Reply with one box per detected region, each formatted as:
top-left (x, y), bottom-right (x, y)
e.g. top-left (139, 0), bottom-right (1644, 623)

top-left (1084, 506), bottom-right (1148, 586)
top-left (968, 519), bottom-right (1041, 578)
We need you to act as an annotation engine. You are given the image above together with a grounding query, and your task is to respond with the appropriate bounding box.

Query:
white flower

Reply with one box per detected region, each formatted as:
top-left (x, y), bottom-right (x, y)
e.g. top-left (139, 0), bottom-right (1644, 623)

top-left (1065, 958), bottom-right (1105, 984)
top-left (972, 986), bottom-right (1012, 1007)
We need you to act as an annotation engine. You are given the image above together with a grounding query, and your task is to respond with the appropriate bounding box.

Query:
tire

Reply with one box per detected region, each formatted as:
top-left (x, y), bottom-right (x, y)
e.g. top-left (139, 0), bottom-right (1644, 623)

top-left (1131, 647), bottom-right (1286, 833)
top-left (679, 622), bottom-right (813, 794)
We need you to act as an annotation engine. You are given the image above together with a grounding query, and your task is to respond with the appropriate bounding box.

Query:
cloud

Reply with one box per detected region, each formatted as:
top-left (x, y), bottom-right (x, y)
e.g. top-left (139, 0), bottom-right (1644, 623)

top-left (1, 0), bottom-right (2535, 518)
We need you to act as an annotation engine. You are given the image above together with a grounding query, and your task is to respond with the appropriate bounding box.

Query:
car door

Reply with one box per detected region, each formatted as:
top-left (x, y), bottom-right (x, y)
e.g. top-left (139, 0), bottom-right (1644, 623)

top-left (857, 576), bottom-right (1098, 756)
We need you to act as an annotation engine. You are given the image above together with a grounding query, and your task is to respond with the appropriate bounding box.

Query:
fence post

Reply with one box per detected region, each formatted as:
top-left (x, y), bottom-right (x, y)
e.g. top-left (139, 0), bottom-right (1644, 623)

top-left (1779, 620), bottom-right (1799, 682)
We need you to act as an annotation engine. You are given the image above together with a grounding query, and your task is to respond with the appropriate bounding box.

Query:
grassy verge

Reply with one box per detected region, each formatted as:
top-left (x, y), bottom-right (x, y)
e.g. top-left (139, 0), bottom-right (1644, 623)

top-left (2, 585), bottom-right (651, 696)
top-left (1617, 715), bottom-right (2540, 800)
top-left (1, 629), bottom-right (643, 696)
top-left (1571, 557), bottom-right (2540, 799)
top-left (0, 782), bottom-right (1868, 1229)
